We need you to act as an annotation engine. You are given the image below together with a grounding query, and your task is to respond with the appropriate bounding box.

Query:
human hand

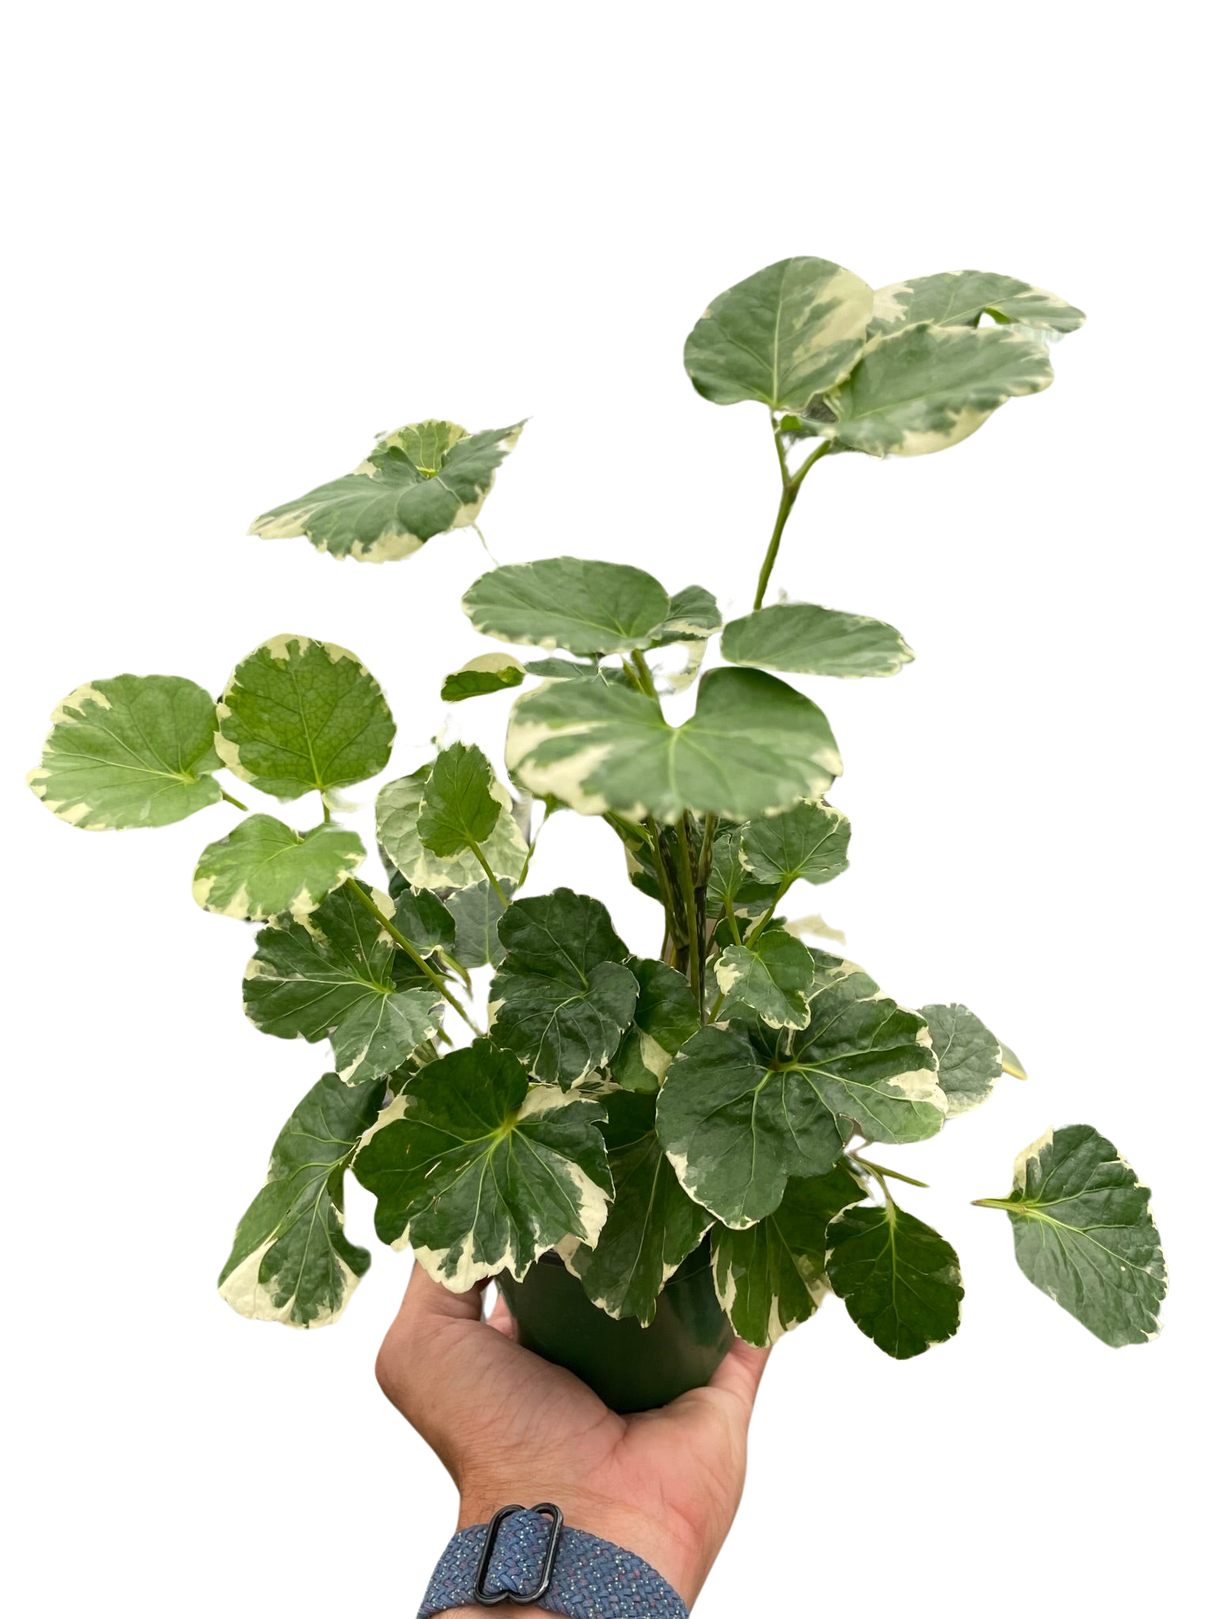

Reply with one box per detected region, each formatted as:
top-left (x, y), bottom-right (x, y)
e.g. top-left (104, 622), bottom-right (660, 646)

top-left (376, 1263), bottom-right (771, 1613)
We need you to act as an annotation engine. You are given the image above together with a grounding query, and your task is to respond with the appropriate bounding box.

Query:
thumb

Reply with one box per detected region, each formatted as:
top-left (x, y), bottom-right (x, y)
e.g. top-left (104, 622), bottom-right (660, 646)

top-left (708, 1339), bottom-right (772, 1415)
top-left (396, 1261), bottom-right (488, 1334)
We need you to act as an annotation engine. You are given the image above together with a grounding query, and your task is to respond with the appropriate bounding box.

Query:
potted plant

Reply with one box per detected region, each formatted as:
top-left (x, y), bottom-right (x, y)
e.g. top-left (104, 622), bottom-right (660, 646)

top-left (26, 256), bottom-right (1167, 1412)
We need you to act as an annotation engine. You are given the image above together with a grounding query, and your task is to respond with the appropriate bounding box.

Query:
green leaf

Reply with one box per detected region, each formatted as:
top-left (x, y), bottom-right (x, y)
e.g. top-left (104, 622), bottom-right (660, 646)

top-left (656, 1025), bottom-right (846, 1228)
top-left (785, 952), bottom-right (947, 1144)
top-left (446, 880), bottom-right (513, 969)
top-left (215, 635), bottom-right (395, 800)
top-left (193, 815), bottom-right (365, 921)
top-left (826, 1200), bottom-right (964, 1359)
top-left (740, 801), bottom-right (851, 887)
top-left (868, 270), bottom-right (1085, 339)
top-left (463, 557), bottom-right (671, 656)
top-left (684, 256), bottom-right (874, 409)
top-left (27, 674), bottom-right (222, 830)
top-left (417, 742), bottom-right (502, 858)
top-left (808, 323), bottom-right (1054, 459)
top-left (713, 927), bottom-right (815, 1030)
top-left (565, 1092), bottom-right (709, 1325)
top-left (721, 603), bottom-right (914, 679)
top-left (440, 653), bottom-right (526, 703)
top-left (507, 667), bottom-right (841, 824)
top-left (352, 1040), bottom-right (612, 1288)
top-left (706, 827), bottom-right (782, 919)
top-left (712, 1162), bottom-right (865, 1346)
top-left (244, 878), bottom-right (396, 1038)
top-left (609, 958), bottom-right (701, 1091)
top-left (975, 1125), bottom-right (1166, 1347)
top-left (490, 888), bottom-right (639, 1087)
top-left (218, 1071), bottom-right (384, 1327)
top-left (377, 764), bottom-right (528, 891)
top-left (386, 870), bottom-right (457, 955)
top-left (329, 987), bottom-right (441, 1086)
top-left (648, 585), bottom-right (724, 648)
top-left (920, 1003), bottom-right (1003, 1117)
top-left (249, 420), bottom-right (523, 562)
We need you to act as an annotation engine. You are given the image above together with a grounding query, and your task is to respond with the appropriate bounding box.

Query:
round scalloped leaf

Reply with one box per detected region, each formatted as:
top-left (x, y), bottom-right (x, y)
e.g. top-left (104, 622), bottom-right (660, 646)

top-left (489, 889), bottom-right (639, 1088)
top-left (647, 585), bottom-right (724, 648)
top-left (813, 323), bottom-right (1054, 459)
top-left (657, 1025), bottom-right (846, 1229)
top-left (352, 1040), bottom-right (612, 1289)
top-left (249, 421), bottom-right (523, 563)
top-left (418, 742), bottom-right (502, 859)
top-left (684, 256), bottom-right (874, 410)
top-left (193, 815), bottom-right (365, 921)
top-left (713, 927), bottom-right (815, 1030)
top-left (215, 635), bottom-right (394, 800)
top-left (377, 765), bottom-right (528, 892)
top-left (721, 603), bottom-right (914, 679)
top-left (506, 667), bottom-right (842, 824)
top-left (826, 1201), bottom-right (964, 1359)
top-left (975, 1125), bottom-right (1166, 1347)
top-left (565, 1092), bottom-right (709, 1326)
top-left (27, 674), bottom-right (222, 830)
top-left (706, 827), bottom-right (782, 919)
top-left (463, 558), bottom-right (671, 656)
top-left (921, 1002), bottom-right (1003, 1117)
top-left (712, 1162), bottom-right (865, 1346)
top-left (218, 1071), bottom-right (385, 1328)
top-left (441, 654), bottom-right (526, 703)
top-left (740, 801), bottom-right (851, 887)
top-left (868, 270), bottom-right (1085, 339)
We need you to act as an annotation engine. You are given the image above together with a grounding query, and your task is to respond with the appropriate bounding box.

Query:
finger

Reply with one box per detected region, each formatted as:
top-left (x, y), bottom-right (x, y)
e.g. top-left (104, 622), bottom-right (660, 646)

top-left (397, 1261), bottom-right (487, 1334)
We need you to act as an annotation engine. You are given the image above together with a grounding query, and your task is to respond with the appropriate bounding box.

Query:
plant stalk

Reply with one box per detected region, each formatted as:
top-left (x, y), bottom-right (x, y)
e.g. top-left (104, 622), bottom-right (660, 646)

top-left (752, 431), bottom-right (834, 609)
top-left (343, 879), bottom-right (482, 1034)
top-left (220, 788), bottom-right (248, 811)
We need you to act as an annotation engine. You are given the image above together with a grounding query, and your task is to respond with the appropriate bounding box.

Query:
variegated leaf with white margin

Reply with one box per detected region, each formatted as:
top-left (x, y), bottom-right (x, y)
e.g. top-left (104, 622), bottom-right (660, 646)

top-left (712, 1161), bottom-right (866, 1347)
top-left (706, 826), bottom-right (782, 920)
top-left (780, 906), bottom-right (854, 951)
top-left (215, 635), bottom-right (395, 800)
top-left (740, 800), bottom-right (851, 887)
top-left (713, 926), bottom-right (815, 1030)
top-left (445, 880), bottom-right (513, 969)
top-left (656, 1025), bottom-right (847, 1229)
top-left (647, 585), bottom-right (724, 648)
top-left (721, 603), bottom-right (915, 679)
top-left (27, 674), bottom-right (223, 830)
top-left (565, 1091), bottom-right (709, 1325)
top-left (826, 1197), bottom-right (964, 1359)
top-left (684, 256), bottom-right (874, 409)
top-left (243, 880), bottom-right (442, 1083)
top-left (249, 420), bottom-right (523, 562)
top-left (974, 1124), bottom-right (1167, 1346)
top-left (377, 764), bottom-right (528, 892)
top-left (489, 889), bottom-right (639, 1088)
top-left (868, 270), bottom-right (1085, 339)
top-left (609, 957), bottom-right (701, 1092)
top-left (440, 653), bottom-right (526, 703)
top-left (804, 323), bottom-right (1054, 458)
top-left (193, 814), bottom-right (365, 921)
top-left (784, 951), bottom-right (946, 1144)
top-left (218, 1070), bottom-right (385, 1327)
top-left (506, 668), bottom-right (841, 824)
top-left (352, 1040), bottom-right (613, 1289)
top-left (463, 558), bottom-right (672, 656)
top-left (920, 1002), bottom-right (1003, 1117)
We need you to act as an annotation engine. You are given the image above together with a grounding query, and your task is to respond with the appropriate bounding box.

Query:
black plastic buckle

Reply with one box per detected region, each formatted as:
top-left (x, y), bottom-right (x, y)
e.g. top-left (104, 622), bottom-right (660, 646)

top-left (473, 1502), bottom-right (564, 1606)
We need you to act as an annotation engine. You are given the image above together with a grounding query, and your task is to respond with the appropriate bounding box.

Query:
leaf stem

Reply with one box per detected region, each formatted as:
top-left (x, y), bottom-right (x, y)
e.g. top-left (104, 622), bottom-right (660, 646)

top-left (746, 879), bottom-right (791, 948)
top-left (752, 429), bottom-right (834, 610)
top-left (220, 788), bottom-right (248, 811)
top-left (723, 895), bottom-right (743, 947)
top-left (673, 816), bottom-right (702, 1010)
top-left (851, 1155), bottom-right (930, 1190)
top-left (629, 650), bottom-right (659, 697)
top-left (469, 524), bottom-right (498, 569)
top-left (467, 839), bottom-right (510, 906)
top-left (321, 798), bottom-right (332, 824)
top-left (343, 879), bottom-right (482, 1034)
top-left (516, 802), bottom-right (552, 890)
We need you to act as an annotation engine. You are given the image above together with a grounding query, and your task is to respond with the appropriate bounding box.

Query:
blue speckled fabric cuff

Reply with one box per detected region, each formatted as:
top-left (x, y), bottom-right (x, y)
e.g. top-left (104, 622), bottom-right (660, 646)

top-left (418, 1506), bottom-right (689, 1617)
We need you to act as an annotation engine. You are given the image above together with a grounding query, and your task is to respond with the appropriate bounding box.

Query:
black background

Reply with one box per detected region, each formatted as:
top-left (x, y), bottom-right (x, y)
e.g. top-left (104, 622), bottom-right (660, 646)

top-left (23, 225), bottom-right (1171, 1606)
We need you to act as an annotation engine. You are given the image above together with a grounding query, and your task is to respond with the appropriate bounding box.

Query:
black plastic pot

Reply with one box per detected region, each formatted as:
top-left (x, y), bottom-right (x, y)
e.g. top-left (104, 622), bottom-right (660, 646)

top-left (497, 1239), bottom-right (734, 1414)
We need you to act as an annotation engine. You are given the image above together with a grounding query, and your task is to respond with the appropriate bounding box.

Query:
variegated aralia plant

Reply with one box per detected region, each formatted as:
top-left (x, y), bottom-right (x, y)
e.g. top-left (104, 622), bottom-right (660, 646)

top-left (28, 257), bottom-right (1168, 1360)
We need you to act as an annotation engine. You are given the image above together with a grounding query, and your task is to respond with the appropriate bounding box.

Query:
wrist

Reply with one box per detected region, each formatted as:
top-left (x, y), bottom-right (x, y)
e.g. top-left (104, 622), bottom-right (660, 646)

top-left (456, 1493), bottom-right (701, 1607)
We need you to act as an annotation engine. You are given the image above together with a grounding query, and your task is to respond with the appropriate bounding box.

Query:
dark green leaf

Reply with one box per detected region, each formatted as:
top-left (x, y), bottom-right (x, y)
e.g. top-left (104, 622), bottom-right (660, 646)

top-left (826, 1201), bottom-right (963, 1358)
top-left (706, 827), bottom-right (781, 919)
top-left (441, 654), bottom-right (526, 702)
top-left (740, 801), bottom-right (851, 887)
top-left (378, 764), bottom-right (528, 891)
top-left (920, 1002), bottom-right (1002, 1117)
top-left (713, 927), bottom-right (815, 1029)
top-left (446, 879), bottom-right (514, 969)
top-left (386, 870), bottom-right (457, 955)
top-left (418, 742), bottom-right (501, 858)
